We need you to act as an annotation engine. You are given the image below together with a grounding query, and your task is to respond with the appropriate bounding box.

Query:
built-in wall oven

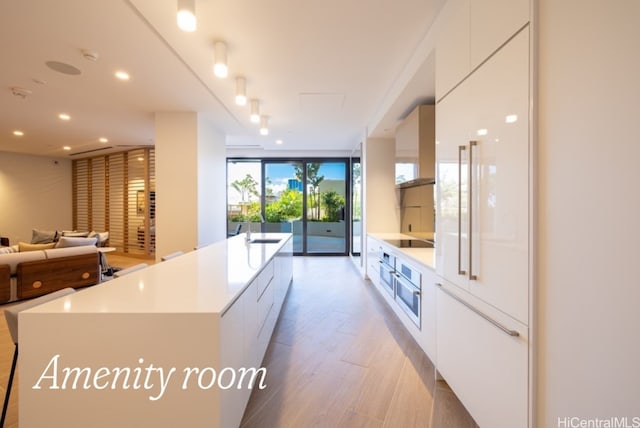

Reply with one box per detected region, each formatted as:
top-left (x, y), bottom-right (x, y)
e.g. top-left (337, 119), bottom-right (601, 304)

top-left (394, 259), bottom-right (422, 328)
top-left (378, 250), bottom-right (396, 297)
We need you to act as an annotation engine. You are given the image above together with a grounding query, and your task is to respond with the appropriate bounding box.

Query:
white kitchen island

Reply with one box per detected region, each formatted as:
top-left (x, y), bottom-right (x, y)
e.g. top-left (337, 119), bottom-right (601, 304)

top-left (18, 233), bottom-right (293, 428)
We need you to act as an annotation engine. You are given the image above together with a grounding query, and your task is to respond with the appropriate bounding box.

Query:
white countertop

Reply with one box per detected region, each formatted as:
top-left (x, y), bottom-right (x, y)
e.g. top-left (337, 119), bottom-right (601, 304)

top-left (369, 232), bottom-right (436, 271)
top-left (27, 233), bottom-right (292, 315)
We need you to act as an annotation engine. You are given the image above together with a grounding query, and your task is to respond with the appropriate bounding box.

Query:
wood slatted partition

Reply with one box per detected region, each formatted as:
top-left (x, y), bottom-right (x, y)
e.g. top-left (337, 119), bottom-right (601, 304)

top-left (72, 148), bottom-right (155, 256)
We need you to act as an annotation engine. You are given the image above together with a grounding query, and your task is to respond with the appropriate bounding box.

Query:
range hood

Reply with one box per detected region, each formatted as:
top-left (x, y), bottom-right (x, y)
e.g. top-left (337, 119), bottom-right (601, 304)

top-left (395, 104), bottom-right (435, 188)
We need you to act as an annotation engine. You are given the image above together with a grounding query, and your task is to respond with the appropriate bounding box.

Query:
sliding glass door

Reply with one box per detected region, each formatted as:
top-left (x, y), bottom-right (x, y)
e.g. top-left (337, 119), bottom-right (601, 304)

top-left (264, 162), bottom-right (303, 253)
top-left (227, 158), bottom-right (349, 255)
top-left (305, 161), bottom-right (347, 254)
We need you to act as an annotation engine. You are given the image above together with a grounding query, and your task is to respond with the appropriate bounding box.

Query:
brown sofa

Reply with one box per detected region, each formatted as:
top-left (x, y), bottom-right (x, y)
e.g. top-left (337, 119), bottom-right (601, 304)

top-left (0, 246), bottom-right (100, 303)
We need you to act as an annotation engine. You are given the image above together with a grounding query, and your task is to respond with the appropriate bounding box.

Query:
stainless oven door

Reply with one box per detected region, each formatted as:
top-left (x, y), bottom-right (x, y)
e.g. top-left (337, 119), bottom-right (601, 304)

top-left (379, 261), bottom-right (395, 297)
top-left (395, 274), bottom-right (421, 328)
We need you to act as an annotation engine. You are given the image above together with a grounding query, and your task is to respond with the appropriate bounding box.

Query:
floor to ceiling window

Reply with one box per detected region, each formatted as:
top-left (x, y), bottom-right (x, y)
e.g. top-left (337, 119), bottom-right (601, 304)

top-left (227, 158), bottom-right (349, 255)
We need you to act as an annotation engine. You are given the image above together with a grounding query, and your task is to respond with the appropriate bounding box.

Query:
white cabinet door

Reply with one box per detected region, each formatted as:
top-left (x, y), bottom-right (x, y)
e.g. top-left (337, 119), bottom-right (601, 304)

top-left (435, 0), bottom-right (470, 100)
top-left (436, 280), bottom-right (528, 428)
top-left (466, 28), bottom-right (529, 325)
top-left (220, 291), bottom-right (250, 428)
top-left (243, 278), bottom-right (259, 368)
top-left (366, 236), bottom-right (382, 287)
top-left (435, 71), bottom-right (472, 291)
top-left (437, 29), bottom-right (529, 324)
top-left (435, 0), bottom-right (529, 101)
top-left (470, 0), bottom-right (529, 69)
top-left (419, 267), bottom-right (437, 362)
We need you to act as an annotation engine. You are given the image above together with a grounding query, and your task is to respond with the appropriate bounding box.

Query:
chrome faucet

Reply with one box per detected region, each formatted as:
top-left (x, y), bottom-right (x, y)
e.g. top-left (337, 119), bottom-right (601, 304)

top-left (245, 220), bottom-right (252, 242)
top-left (245, 214), bottom-right (265, 242)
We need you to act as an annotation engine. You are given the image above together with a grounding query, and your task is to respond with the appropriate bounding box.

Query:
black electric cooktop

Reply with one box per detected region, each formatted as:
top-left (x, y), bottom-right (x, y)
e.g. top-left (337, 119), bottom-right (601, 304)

top-left (384, 239), bottom-right (434, 249)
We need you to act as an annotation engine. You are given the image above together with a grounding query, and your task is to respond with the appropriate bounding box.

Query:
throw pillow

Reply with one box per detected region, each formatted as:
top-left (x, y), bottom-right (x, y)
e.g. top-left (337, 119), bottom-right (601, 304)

top-left (19, 241), bottom-right (56, 252)
top-left (61, 230), bottom-right (90, 238)
top-left (88, 231), bottom-right (110, 247)
top-left (55, 236), bottom-right (98, 248)
top-left (31, 228), bottom-right (58, 244)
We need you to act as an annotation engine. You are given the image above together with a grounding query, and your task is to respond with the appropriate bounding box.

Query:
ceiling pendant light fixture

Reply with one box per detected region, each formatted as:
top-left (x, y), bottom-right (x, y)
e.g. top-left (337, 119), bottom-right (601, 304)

top-left (213, 41), bottom-right (228, 78)
top-left (259, 116), bottom-right (269, 136)
top-left (235, 76), bottom-right (247, 106)
top-left (177, 0), bottom-right (197, 32)
top-left (250, 99), bottom-right (260, 123)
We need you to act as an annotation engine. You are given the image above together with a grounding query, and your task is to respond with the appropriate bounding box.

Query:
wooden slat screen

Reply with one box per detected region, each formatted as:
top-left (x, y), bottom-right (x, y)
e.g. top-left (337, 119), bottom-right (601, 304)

top-left (72, 148), bottom-right (155, 256)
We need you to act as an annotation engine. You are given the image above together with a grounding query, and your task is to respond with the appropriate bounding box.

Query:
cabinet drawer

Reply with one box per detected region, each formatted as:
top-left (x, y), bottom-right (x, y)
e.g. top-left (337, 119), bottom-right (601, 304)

top-left (436, 282), bottom-right (528, 428)
top-left (257, 280), bottom-right (274, 332)
top-left (257, 260), bottom-right (274, 298)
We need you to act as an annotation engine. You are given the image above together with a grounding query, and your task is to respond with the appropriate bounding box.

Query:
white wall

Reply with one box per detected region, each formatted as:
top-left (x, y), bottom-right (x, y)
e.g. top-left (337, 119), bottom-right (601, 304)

top-left (363, 137), bottom-right (400, 233)
top-left (155, 112), bottom-right (227, 259)
top-left (537, 1), bottom-right (640, 425)
top-left (155, 112), bottom-right (199, 258)
top-left (197, 114), bottom-right (227, 247)
top-left (0, 151), bottom-right (72, 244)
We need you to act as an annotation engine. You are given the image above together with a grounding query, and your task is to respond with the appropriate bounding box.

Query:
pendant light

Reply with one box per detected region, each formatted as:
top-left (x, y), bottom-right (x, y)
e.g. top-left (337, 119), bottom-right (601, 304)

top-left (235, 76), bottom-right (247, 106)
top-left (213, 41), bottom-right (228, 78)
top-left (177, 0), bottom-right (196, 32)
top-left (259, 116), bottom-right (269, 136)
top-left (250, 99), bottom-right (260, 123)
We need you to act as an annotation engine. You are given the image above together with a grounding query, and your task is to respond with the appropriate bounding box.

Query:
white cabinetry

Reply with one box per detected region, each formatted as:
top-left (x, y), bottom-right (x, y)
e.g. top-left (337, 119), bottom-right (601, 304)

top-left (436, 280), bottom-right (528, 428)
top-left (366, 235), bottom-right (437, 364)
top-left (435, 23), bottom-right (531, 428)
top-left (469, 0), bottom-right (529, 69)
top-left (435, 0), bottom-right (470, 100)
top-left (435, 0), bottom-right (529, 100)
top-left (436, 28), bottom-right (529, 325)
top-left (366, 235), bottom-right (382, 288)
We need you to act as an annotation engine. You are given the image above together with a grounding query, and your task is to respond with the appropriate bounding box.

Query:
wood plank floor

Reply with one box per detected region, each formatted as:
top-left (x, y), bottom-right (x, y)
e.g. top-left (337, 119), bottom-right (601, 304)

top-left (0, 255), bottom-right (477, 427)
top-left (240, 257), bottom-right (478, 428)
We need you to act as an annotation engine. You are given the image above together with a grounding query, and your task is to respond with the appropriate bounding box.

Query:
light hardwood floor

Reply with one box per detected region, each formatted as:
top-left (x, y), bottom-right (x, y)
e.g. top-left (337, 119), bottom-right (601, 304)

top-left (241, 257), bottom-right (478, 428)
top-left (0, 255), bottom-right (477, 427)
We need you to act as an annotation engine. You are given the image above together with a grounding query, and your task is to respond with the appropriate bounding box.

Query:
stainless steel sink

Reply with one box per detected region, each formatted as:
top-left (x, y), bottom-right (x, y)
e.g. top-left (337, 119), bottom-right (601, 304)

top-left (249, 238), bottom-right (281, 244)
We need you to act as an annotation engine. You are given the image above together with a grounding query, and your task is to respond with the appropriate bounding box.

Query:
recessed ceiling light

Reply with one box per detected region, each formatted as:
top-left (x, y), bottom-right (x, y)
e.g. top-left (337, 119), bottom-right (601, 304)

top-left (13, 130), bottom-right (24, 136)
top-left (477, 128), bottom-right (488, 136)
top-left (505, 114), bottom-right (518, 123)
top-left (59, 113), bottom-right (71, 121)
top-left (115, 70), bottom-right (130, 81)
top-left (99, 137), bottom-right (108, 143)
top-left (275, 139), bottom-right (283, 145)
top-left (63, 146), bottom-right (71, 151)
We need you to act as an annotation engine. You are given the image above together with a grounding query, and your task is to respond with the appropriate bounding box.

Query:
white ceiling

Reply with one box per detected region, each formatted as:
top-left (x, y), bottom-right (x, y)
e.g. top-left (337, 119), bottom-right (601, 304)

top-left (0, 0), bottom-right (442, 159)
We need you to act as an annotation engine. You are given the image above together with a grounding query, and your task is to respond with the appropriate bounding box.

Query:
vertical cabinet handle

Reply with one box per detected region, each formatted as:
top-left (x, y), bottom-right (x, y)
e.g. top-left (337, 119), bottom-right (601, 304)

top-left (457, 145), bottom-right (467, 276)
top-left (468, 141), bottom-right (478, 281)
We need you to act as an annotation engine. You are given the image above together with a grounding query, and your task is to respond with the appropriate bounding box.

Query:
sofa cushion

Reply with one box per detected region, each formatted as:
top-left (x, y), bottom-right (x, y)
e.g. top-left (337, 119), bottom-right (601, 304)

top-left (0, 245), bottom-right (19, 255)
top-left (55, 236), bottom-right (97, 248)
top-left (31, 228), bottom-right (58, 244)
top-left (19, 242), bottom-right (56, 252)
top-left (0, 250), bottom-right (47, 274)
top-left (44, 245), bottom-right (98, 259)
